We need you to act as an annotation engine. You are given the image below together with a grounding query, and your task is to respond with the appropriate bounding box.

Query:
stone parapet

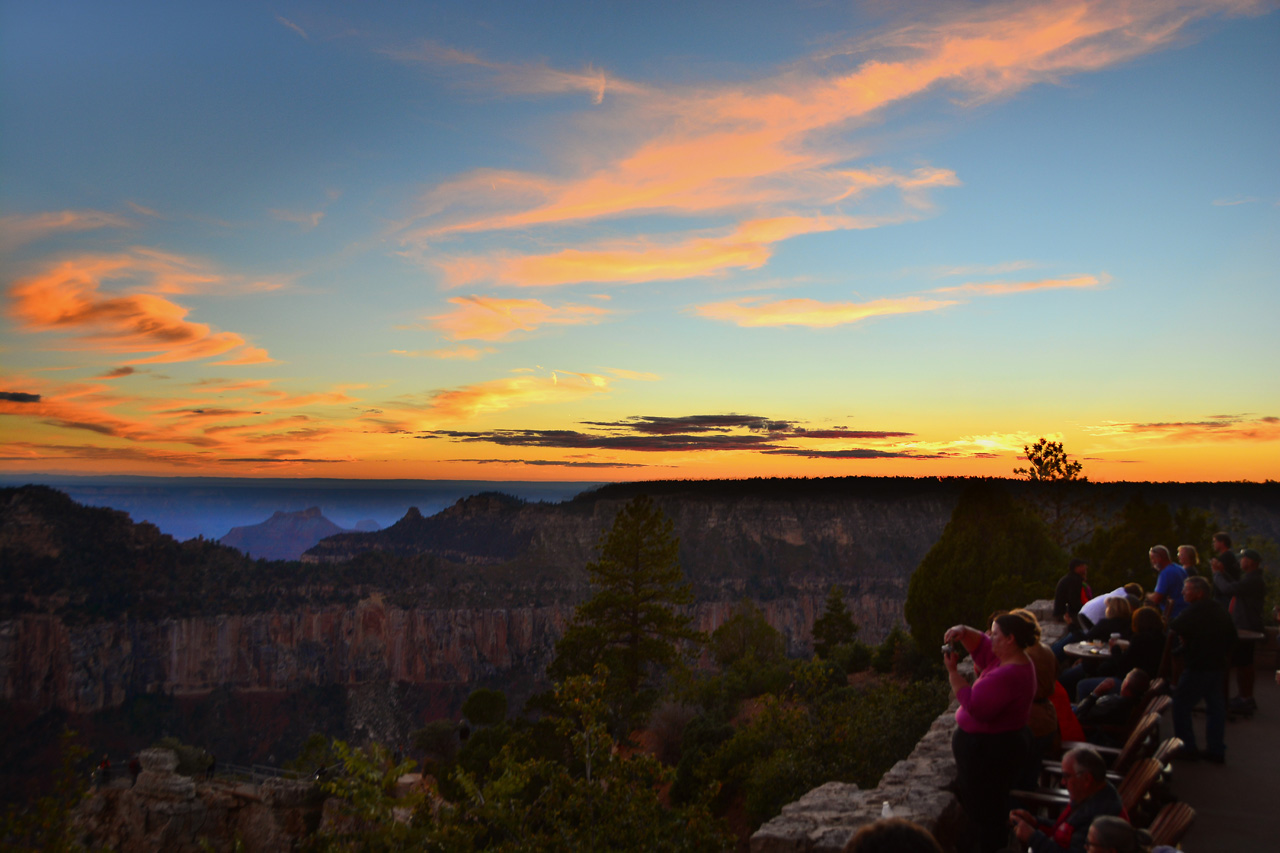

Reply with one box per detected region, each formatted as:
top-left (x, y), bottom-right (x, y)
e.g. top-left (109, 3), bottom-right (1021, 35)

top-left (751, 600), bottom-right (1057, 853)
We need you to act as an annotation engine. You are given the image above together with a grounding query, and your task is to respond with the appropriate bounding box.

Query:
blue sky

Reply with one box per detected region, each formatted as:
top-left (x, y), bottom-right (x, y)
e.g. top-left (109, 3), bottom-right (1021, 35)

top-left (2, 1), bottom-right (1278, 481)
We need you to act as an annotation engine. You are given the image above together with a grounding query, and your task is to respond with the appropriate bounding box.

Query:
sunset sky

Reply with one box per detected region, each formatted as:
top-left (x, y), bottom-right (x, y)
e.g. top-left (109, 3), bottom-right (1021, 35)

top-left (2, 0), bottom-right (1278, 483)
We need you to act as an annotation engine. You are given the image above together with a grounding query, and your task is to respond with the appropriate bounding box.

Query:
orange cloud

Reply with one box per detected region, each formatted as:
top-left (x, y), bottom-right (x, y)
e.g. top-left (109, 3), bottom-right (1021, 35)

top-left (7, 253), bottom-right (274, 365)
top-left (1088, 416), bottom-right (1280, 443)
top-left (0, 210), bottom-right (131, 251)
top-left (425, 370), bottom-right (612, 420)
top-left (215, 346), bottom-right (276, 366)
top-left (392, 345), bottom-right (498, 360)
top-left (935, 274), bottom-right (1105, 295)
top-left (429, 295), bottom-right (611, 340)
top-left (695, 295), bottom-right (957, 328)
top-left (402, 1), bottom-right (1262, 287)
top-left (437, 203), bottom-right (952, 288)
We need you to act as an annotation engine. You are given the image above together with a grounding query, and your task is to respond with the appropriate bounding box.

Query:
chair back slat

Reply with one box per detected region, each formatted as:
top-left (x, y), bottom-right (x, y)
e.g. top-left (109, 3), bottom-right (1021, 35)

top-left (1151, 737), bottom-right (1183, 765)
top-left (1144, 695), bottom-right (1171, 717)
top-left (1113, 712), bottom-right (1159, 773)
top-left (1116, 758), bottom-right (1161, 815)
top-left (1149, 801), bottom-right (1196, 846)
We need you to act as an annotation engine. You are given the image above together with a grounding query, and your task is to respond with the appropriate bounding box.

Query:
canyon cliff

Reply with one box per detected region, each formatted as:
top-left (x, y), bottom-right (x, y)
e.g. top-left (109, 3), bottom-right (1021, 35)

top-left (3, 477), bottom-right (1278, 778)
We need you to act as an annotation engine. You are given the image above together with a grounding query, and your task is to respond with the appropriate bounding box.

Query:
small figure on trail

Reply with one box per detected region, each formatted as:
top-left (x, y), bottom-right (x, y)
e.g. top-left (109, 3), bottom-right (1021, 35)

top-left (206, 754), bottom-right (216, 780)
top-left (128, 754), bottom-right (141, 787)
top-left (97, 755), bottom-right (111, 786)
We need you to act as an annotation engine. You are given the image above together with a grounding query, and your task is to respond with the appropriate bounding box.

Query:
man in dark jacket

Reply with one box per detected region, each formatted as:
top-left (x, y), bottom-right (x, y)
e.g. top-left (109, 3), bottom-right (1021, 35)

top-left (1009, 747), bottom-right (1126, 853)
top-left (1211, 532), bottom-right (1241, 605)
top-left (1052, 559), bottom-right (1092, 659)
top-left (1073, 669), bottom-right (1150, 737)
top-left (1170, 575), bottom-right (1238, 763)
top-left (1215, 548), bottom-right (1266, 715)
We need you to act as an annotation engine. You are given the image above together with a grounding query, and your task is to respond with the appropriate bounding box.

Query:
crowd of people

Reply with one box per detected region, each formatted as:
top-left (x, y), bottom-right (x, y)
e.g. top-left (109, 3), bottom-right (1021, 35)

top-left (848, 532), bottom-right (1270, 853)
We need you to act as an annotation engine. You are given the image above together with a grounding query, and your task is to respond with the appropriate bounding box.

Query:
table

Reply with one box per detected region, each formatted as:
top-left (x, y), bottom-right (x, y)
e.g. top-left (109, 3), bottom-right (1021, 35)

top-left (1063, 641), bottom-right (1112, 659)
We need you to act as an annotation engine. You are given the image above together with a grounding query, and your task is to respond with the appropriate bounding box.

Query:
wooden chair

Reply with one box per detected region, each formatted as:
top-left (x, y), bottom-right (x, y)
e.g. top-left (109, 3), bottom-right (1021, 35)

top-left (1060, 711), bottom-right (1160, 774)
top-left (1116, 757), bottom-right (1162, 819)
top-left (1011, 757), bottom-right (1162, 822)
top-left (1148, 801), bottom-right (1196, 847)
top-left (1143, 695), bottom-right (1171, 717)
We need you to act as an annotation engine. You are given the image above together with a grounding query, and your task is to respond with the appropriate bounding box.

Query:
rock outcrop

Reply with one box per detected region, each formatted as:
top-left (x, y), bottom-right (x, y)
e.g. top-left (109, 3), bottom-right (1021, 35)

top-left (74, 748), bottom-right (320, 853)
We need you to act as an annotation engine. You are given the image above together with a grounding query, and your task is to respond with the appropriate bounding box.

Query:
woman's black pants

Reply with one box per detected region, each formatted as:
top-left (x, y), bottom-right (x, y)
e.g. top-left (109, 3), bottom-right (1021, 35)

top-left (952, 726), bottom-right (1028, 853)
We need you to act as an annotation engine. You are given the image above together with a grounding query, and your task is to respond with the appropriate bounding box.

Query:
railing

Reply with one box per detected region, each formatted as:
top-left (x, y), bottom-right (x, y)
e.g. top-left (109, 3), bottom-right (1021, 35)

top-left (212, 762), bottom-right (306, 784)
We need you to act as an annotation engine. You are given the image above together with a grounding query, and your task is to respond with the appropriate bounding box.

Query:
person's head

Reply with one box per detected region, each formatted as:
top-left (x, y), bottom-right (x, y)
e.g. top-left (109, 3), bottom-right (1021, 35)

top-left (1213, 532), bottom-right (1232, 554)
top-left (1069, 558), bottom-right (1089, 577)
top-left (1240, 548), bottom-right (1263, 572)
top-left (1104, 596), bottom-right (1133, 623)
top-left (1087, 815), bottom-right (1151, 853)
top-left (1210, 555), bottom-right (1225, 574)
top-left (1148, 545), bottom-right (1171, 569)
top-left (1120, 669), bottom-right (1150, 698)
top-left (991, 613), bottom-right (1037, 656)
top-left (1131, 606), bottom-right (1164, 636)
top-left (1177, 544), bottom-right (1198, 568)
top-left (1122, 582), bottom-right (1144, 600)
top-left (1182, 575), bottom-right (1211, 603)
top-left (843, 818), bottom-right (943, 853)
top-left (1008, 608), bottom-right (1042, 642)
top-left (1062, 747), bottom-right (1108, 804)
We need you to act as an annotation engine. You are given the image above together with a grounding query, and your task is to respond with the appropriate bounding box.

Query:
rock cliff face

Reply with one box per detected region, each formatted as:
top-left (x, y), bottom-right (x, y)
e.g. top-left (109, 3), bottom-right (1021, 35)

top-left (0, 592), bottom-right (906, 716)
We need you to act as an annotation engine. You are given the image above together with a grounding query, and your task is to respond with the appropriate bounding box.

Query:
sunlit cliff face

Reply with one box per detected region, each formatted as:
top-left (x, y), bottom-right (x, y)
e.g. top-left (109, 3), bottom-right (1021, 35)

top-left (3, 1), bottom-right (1277, 481)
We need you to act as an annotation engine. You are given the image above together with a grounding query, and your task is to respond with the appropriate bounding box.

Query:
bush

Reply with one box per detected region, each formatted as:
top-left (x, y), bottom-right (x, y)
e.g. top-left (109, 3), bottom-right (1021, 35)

top-left (829, 640), bottom-right (874, 674)
top-left (461, 688), bottom-right (508, 727)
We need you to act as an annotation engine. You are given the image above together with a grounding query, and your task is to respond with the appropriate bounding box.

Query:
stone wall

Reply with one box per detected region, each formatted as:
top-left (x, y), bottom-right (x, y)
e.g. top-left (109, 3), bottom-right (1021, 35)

top-left (750, 599), bottom-right (1063, 853)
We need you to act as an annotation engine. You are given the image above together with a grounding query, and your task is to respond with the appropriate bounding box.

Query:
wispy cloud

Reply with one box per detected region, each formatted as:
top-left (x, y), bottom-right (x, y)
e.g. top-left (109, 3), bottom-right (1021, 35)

top-left (450, 457), bottom-right (650, 468)
top-left (392, 345), bottom-right (497, 360)
top-left (429, 295), bottom-right (611, 340)
top-left (421, 370), bottom-right (614, 420)
top-left (383, 39), bottom-right (648, 105)
top-left (934, 274), bottom-right (1106, 296)
top-left (1211, 196), bottom-right (1261, 206)
top-left (1087, 415), bottom-right (1280, 443)
top-left (397, 0), bottom-right (1264, 289)
top-left (270, 209), bottom-right (324, 228)
top-left (695, 294), bottom-right (956, 328)
top-left (276, 16), bottom-right (309, 40)
top-left (0, 210), bottom-right (131, 252)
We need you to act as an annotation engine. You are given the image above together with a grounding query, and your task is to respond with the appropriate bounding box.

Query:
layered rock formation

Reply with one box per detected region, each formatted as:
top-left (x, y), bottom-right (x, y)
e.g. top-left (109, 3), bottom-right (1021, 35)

top-left (1, 592), bottom-right (906, 716)
top-left (74, 748), bottom-right (319, 852)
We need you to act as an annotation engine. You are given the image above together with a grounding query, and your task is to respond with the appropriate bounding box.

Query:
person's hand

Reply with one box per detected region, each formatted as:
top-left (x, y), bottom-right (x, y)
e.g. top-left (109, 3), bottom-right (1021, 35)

top-left (943, 626), bottom-right (963, 645)
top-left (1094, 678), bottom-right (1116, 696)
top-left (1009, 809), bottom-right (1034, 824)
top-left (943, 651), bottom-right (960, 673)
top-left (1010, 813), bottom-right (1034, 843)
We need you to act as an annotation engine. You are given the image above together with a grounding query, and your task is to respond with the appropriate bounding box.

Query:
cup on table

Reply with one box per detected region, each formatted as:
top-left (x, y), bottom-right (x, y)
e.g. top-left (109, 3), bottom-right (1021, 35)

top-left (1109, 632), bottom-right (1121, 650)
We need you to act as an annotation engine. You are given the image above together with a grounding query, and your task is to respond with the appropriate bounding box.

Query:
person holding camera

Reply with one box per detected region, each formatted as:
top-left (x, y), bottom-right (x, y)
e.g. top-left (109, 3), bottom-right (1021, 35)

top-left (944, 615), bottom-right (1038, 853)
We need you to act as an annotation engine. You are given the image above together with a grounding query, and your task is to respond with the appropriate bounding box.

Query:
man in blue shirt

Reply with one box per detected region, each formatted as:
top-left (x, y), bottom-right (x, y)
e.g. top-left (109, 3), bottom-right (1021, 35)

top-left (1148, 545), bottom-right (1187, 620)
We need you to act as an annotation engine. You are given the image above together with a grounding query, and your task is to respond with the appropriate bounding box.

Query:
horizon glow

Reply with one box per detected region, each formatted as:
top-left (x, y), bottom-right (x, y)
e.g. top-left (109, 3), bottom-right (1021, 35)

top-left (2, 1), bottom-right (1278, 483)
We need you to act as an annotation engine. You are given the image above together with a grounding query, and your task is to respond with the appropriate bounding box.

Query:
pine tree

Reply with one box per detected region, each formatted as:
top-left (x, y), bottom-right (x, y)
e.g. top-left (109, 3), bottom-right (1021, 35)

top-left (548, 495), bottom-right (705, 726)
top-left (811, 584), bottom-right (859, 660)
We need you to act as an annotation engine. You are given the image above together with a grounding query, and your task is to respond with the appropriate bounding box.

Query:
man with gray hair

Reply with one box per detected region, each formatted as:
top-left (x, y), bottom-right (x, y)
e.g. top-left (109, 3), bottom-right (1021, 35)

top-left (1147, 545), bottom-right (1187, 619)
top-left (1009, 747), bottom-right (1126, 853)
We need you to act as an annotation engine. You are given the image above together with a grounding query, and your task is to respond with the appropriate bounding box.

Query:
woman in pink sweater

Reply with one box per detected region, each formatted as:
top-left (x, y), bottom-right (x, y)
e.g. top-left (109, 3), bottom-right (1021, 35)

top-left (944, 614), bottom-right (1038, 853)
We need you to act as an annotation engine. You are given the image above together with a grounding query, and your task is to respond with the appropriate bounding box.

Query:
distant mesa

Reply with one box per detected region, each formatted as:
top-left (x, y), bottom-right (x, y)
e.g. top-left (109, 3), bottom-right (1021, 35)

top-left (219, 507), bottom-right (368, 561)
